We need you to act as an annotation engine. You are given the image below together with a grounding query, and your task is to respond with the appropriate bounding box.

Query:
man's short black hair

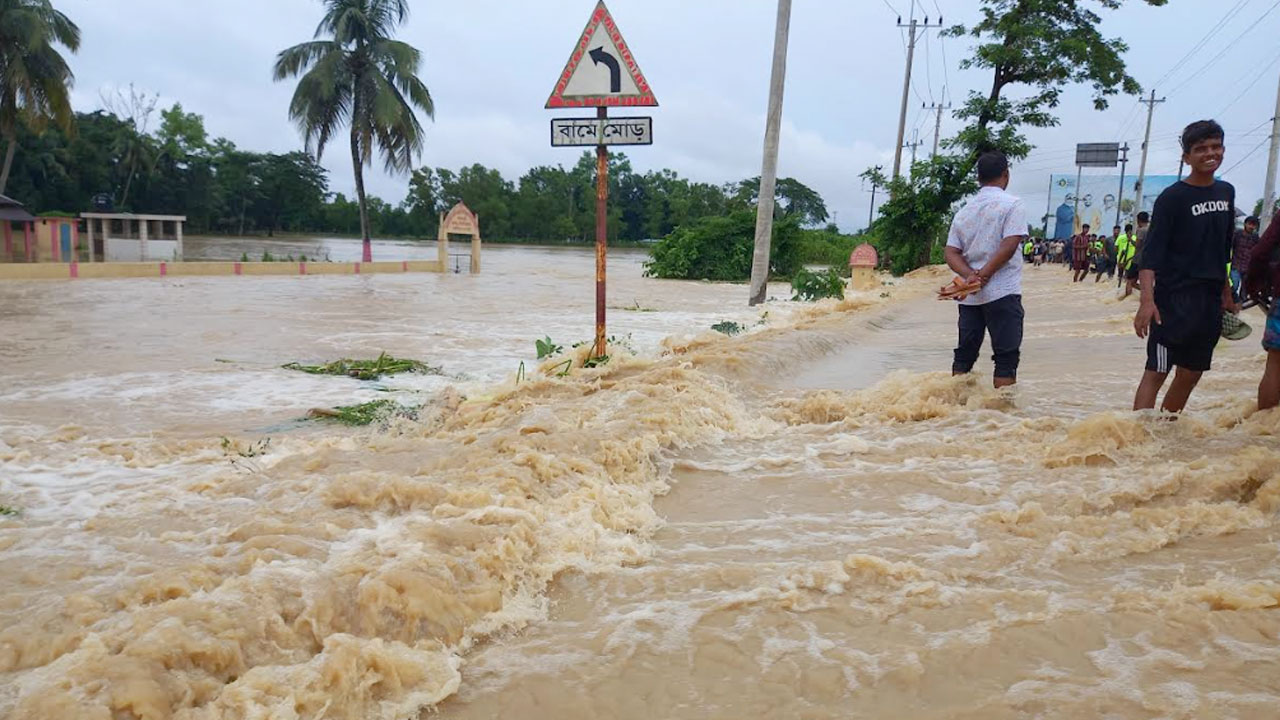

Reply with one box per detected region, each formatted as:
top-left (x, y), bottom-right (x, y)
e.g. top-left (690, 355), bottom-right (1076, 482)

top-left (1125, 223), bottom-right (1133, 232)
top-left (976, 151), bottom-right (1009, 183)
top-left (1245, 215), bottom-right (1260, 226)
top-left (1181, 120), bottom-right (1224, 152)
top-left (1137, 211), bottom-right (1150, 223)
top-left (1082, 223), bottom-right (1091, 231)
top-left (1113, 225), bottom-right (1121, 231)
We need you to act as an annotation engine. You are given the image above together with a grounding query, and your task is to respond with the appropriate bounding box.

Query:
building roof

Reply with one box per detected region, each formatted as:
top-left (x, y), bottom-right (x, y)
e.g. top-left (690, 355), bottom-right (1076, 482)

top-left (81, 212), bottom-right (187, 222)
top-left (0, 194), bottom-right (36, 222)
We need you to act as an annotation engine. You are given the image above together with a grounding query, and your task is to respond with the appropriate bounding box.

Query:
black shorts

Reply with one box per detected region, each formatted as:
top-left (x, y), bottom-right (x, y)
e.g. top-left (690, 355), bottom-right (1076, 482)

top-left (1145, 285), bottom-right (1223, 373)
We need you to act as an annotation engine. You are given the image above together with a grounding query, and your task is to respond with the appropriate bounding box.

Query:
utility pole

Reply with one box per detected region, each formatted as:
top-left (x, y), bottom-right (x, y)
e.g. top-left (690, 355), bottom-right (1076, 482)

top-left (865, 165), bottom-right (883, 228)
top-left (1133, 89), bottom-right (1165, 219)
top-left (892, 9), bottom-right (943, 180)
top-left (748, 0), bottom-right (792, 306)
top-left (1262, 70), bottom-right (1280, 232)
top-left (1115, 143), bottom-right (1130, 228)
top-left (905, 129), bottom-right (924, 173)
top-left (925, 97), bottom-right (952, 159)
top-left (1043, 175), bottom-right (1053, 237)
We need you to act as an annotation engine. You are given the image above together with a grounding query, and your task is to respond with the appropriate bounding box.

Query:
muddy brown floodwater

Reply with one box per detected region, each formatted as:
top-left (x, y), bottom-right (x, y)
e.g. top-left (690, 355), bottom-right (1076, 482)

top-left (1, 241), bottom-right (1277, 720)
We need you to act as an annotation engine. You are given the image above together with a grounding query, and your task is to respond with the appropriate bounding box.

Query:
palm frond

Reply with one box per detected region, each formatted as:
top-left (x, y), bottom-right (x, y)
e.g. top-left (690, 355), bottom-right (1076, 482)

top-left (286, 51), bottom-right (353, 160)
top-left (273, 40), bottom-right (339, 80)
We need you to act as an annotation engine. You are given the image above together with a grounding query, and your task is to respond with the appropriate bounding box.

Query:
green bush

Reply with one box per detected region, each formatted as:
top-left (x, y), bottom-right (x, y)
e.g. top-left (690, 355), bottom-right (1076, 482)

top-left (790, 267), bottom-right (846, 302)
top-left (795, 229), bottom-right (862, 272)
top-left (643, 210), bottom-right (801, 281)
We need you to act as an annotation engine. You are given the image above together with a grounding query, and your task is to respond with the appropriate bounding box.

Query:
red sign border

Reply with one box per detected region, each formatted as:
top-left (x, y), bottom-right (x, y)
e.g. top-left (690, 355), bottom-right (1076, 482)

top-left (545, 1), bottom-right (658, 109)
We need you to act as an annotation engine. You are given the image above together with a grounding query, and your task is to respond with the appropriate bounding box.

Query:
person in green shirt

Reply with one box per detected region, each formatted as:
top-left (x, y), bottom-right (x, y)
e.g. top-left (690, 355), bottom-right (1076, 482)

top-left (1116, 223), bottom-right (1135, 287)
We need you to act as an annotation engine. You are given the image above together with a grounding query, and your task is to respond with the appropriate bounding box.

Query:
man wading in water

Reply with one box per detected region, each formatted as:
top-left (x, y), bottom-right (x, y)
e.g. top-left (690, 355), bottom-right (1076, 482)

top-left (1133, 120), bottom-right (1240, 413)
top-left (944, 151), bottom-right (1029, 388)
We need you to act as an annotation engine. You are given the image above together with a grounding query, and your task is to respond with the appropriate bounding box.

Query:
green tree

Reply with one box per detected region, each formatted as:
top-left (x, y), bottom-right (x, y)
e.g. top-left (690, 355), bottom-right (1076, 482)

top-left (255, 152), bottom-right (328, 235)
top-left (868, 0), bottom-right (1166, 274)
top-left (437, 163), bottom-right (514, 239)
top-left (0, 0), bottom-right (80, 194)
top-left (274, 0), bottom-right (434, 262)
top-left (644, 210), bottom-right (801, 281)
top-left (733, 176), bottom-right (829, 227)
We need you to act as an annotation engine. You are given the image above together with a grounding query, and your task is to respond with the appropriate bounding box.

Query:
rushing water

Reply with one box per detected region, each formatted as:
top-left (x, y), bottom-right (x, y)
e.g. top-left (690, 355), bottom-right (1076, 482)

top-left (1, 240), bottom-right (1277, 719)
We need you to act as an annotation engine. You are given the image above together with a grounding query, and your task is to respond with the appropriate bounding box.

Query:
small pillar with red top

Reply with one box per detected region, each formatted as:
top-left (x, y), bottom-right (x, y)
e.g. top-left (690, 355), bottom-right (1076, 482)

top-left (848, 243), bottom-right (879, 291)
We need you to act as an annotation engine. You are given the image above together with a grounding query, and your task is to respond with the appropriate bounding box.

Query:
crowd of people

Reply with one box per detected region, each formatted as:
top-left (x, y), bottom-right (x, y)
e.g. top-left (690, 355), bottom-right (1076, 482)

top-left (944, 120), bottom-right (1280, 414)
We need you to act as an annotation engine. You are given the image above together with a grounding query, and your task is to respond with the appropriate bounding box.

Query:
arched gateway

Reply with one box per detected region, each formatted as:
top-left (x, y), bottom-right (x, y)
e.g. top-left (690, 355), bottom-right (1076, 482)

top-left (437, 203), bottom-right (482, 274)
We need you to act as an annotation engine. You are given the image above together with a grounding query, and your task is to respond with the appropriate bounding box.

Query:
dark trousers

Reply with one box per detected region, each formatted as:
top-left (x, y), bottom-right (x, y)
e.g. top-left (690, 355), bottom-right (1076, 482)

top-left (953, 294), bottom-right (1024, 380)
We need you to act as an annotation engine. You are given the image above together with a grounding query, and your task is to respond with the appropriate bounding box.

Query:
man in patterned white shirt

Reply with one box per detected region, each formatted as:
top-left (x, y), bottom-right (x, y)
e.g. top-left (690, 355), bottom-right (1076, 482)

top-left (943, 151), bottom-right (1029, 388)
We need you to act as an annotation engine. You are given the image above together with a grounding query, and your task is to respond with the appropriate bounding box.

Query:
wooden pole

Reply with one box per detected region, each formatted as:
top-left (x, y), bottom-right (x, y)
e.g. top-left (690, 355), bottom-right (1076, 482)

top-left (594, 105), bottom-right (609, 358)
top-left (748, 0), bottom-right (792, 307)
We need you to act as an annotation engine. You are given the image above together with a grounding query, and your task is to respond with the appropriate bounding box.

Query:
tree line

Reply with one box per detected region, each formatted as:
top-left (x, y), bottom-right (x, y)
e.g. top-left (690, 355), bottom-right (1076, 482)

top-left (2, 99), bottom-right (834, 242)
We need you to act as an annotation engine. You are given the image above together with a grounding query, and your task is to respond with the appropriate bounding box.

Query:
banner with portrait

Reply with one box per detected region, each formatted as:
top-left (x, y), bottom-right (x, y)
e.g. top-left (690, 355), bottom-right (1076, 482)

top-left (1047, 174), bottom-right (1179, 239)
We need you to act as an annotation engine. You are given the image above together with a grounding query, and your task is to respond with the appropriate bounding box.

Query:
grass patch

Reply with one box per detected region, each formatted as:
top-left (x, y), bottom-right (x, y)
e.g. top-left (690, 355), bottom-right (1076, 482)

top-left (284, 352), bottom-right (440, 381)
top-left (308, 399), bottom-right (416, 426)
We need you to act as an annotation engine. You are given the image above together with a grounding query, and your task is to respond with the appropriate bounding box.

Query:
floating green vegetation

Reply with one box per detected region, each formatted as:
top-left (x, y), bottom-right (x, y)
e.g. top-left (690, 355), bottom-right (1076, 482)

top-left (711, 321), bottom-right (746, 336)
top-left (283, 352), bottom-right (441, 381)
top-left (308, 399), bottom-right (415, 426)
top-left (581, 355), bottom-right (610, 369)
top-left (535, 337), bottom-right (563, 359)
top-left (0, 505), bottom-right (20, 517)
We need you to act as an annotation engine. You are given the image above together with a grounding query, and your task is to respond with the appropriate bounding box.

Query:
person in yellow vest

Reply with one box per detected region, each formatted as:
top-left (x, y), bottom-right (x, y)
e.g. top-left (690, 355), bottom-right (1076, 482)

top-left (1115, 222), bottom-right (1135, 287)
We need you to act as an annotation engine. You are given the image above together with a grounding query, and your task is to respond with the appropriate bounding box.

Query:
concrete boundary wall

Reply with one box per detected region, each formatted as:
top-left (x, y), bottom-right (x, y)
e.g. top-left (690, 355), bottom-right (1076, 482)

top-left (0, 260), bottom-right (445, 281)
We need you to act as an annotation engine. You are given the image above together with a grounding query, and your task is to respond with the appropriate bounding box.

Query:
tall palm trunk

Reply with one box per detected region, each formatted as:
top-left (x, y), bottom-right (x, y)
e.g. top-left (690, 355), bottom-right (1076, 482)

top-left (0, 135), bottom-right (16, 195)
top-left (350, 126), bottom-right (372, 263)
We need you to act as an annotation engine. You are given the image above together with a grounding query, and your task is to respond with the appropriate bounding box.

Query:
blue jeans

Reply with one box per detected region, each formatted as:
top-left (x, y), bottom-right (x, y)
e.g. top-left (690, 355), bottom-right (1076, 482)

top-left (1230, 269), bottom-right (1244, 303)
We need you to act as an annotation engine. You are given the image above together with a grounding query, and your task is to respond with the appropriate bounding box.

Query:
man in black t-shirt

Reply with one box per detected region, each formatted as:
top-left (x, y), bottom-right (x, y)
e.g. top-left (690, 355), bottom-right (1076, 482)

top-left (1133, 120), bottom-right (1240, 413)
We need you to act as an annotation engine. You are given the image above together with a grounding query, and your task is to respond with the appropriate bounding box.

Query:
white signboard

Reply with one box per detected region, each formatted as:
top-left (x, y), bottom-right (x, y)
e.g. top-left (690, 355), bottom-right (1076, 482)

top-left (551, 117), bottom-right (653, 147)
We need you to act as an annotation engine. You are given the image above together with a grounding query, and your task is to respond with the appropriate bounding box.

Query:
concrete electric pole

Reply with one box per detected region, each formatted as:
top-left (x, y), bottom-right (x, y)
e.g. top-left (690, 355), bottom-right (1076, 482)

top-left (748, 0), bottom-right (792, 307)
top-left (1262, 71), bottom-right (1280, 232)
top-left (905, 129), bottom-right (924, 174)
top-left (925, 98), bottom-right (952, 159)
top-left (892, 10), bottom-right (942, 181)
top-left (1133, 89), bottom-right (1165, 219)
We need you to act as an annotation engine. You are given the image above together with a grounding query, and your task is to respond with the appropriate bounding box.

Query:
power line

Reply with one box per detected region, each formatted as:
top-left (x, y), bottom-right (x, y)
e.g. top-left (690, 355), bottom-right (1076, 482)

top-left (1153, 0), bottom-right (1250, 89)
top-left (1216, 47), bottom-right (1280, 116)
top-left (924, 30), bottom-right (935, 103)
top-left (1166, 0), bottom-right (1280, 96)
top-left (933, 0), bottom-right (951, 104)
top-left (1222, 136), bottom-right (1272, 175)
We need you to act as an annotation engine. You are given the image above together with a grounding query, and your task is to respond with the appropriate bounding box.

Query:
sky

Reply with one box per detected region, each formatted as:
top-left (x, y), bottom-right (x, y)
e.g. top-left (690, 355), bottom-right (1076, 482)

top-left (58, 0), bottom-right (1280, 233)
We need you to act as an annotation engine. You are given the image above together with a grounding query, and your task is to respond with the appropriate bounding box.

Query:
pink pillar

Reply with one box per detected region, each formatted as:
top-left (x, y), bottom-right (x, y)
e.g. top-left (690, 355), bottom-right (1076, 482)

top-left (23, 222), bottom-right (32, 262)
top-left (2, 222), bottom-right (11, 259)
top-left (51, 222), bottom-right (59, 262)
top-left (72, 222), bottom-right (81, 261)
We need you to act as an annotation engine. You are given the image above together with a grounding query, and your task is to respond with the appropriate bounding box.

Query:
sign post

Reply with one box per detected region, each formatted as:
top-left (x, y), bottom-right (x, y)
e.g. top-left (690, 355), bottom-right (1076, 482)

top-left (595, 106), bottom-right (609, 358)
top-left (546, 1), bottom-right (657, 361)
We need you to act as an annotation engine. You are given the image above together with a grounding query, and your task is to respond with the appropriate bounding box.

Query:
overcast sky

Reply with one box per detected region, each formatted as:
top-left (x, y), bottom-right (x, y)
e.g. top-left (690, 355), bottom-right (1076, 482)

top-left (60, 0), bottom-right (1280, 233)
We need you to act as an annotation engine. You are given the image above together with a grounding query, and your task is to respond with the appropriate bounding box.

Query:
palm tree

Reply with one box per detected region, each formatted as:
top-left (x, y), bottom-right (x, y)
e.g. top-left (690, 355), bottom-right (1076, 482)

top-left (0, 0), bottom-right (80, 194)
top-left (274, 0), bottom-right (433, 263)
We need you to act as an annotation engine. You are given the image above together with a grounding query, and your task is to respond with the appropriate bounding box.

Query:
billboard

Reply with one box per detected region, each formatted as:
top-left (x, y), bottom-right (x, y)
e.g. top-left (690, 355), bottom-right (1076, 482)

top-left (1047, 174), bottom-right (1179, 239)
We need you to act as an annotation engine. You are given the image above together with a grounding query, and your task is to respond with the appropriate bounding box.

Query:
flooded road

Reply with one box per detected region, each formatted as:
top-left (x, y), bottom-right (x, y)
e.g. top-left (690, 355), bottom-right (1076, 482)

top-left (1, 244), bottom-right (1277, 719)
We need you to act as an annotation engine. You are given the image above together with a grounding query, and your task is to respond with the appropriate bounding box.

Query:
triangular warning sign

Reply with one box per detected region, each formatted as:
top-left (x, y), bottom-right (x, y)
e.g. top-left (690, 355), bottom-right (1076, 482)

top-left (546, 1), bottom-right (658, 109)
